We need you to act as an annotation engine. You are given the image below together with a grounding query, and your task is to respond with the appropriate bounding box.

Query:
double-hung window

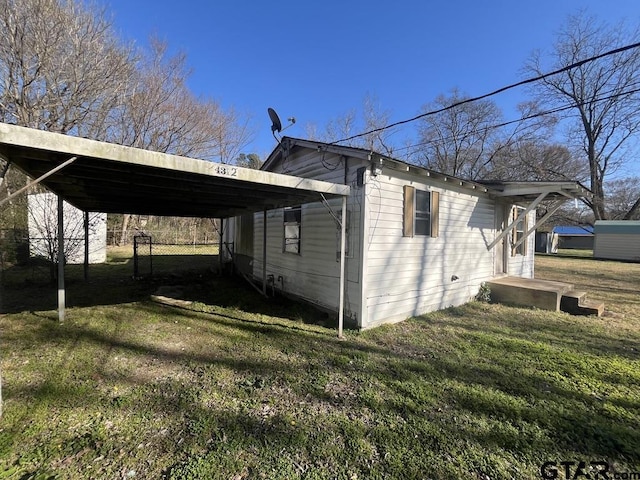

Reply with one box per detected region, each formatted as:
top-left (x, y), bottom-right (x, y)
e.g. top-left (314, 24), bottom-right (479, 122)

top-left (403, 186), bottom-right (440, 238)
top-left (283, 206), bottom-right (301, 254)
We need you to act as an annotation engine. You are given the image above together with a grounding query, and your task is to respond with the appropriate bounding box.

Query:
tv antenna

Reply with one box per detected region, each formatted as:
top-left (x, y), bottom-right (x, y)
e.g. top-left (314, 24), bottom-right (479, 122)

top-left (268, 107), bottom-right (296, 142)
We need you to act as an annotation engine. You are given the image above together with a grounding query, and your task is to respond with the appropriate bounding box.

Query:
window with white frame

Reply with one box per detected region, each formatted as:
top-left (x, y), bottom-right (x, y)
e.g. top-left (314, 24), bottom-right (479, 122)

top-left (283, 206), bottom-right (301, 254)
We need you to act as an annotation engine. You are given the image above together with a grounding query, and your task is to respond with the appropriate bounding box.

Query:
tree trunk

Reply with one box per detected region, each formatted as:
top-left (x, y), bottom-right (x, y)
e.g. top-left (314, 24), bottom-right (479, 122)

top-left (588, 140), bottom-right (607, 220)
top-left (119, 214), bottom-right (131, 246)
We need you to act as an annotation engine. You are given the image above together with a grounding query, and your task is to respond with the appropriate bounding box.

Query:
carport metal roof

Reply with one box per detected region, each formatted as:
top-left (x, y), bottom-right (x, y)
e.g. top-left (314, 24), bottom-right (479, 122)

top-left (0, 123), bottom-right (351, 336)
top-left (0, 123), bottom-right (350, 217)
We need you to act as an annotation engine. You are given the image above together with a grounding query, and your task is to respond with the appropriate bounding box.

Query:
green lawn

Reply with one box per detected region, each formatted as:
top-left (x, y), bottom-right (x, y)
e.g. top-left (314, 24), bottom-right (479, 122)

top-left (0, 253), bottom-right (639, 479)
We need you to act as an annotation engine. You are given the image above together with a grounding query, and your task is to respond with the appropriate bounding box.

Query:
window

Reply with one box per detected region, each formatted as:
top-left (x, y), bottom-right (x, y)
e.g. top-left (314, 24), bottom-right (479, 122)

top-left (283, 206), bottom-right (301, 254)
top-left (511, 207), bottom-right (527, 256)
top-left (403, 186), bottom-right (439, 238)
top-left (415, 189), bottom-right (432, 235)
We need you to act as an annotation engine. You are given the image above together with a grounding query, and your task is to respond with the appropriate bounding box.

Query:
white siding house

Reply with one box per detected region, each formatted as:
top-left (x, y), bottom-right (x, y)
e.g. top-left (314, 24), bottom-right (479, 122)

top-left (226, 138), bottom-right (581, 329)
top-left (593, 220), bottom-right (640, 262)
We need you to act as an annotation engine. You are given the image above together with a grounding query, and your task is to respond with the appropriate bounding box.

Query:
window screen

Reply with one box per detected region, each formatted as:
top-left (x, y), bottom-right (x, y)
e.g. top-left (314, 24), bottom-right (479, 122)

top-left (283, 206), bottom-right (301, 254)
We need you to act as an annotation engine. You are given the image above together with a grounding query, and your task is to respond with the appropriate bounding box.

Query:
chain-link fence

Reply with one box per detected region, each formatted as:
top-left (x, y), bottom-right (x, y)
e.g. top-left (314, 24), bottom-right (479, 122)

top-left (108, 228), bottom-right (220, 247)
top-left (132, 233), bottom-right (220, 278)
top-left (0, 228), bottom-right (29, 268)
top-left (1, 227), bottom-right (220, 285)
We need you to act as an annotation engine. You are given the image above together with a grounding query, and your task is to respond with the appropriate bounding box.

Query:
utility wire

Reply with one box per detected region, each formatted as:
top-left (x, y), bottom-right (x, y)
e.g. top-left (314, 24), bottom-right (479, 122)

top-left (395, 84), bottom-right (640, 158)
top-left (329, 41), bottom-right (640, 146)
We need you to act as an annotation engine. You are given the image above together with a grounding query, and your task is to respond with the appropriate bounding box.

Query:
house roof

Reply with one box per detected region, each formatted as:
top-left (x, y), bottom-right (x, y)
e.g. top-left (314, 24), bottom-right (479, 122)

top-left (265, 137), bottom-right (590, 203)
top-left (553, 225), bottom-right (594, 236)
top-left (0, 124), bottom-right (349, 218)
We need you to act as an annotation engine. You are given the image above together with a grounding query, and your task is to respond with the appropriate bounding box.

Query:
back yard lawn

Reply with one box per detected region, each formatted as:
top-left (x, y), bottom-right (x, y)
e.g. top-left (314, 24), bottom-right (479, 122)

top-left (0, 253), bottom-right (638, 479)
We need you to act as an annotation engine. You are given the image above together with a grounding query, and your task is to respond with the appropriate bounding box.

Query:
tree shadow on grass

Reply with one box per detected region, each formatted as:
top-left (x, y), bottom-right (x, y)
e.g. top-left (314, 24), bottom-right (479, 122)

top-left (3, 294), bottom-right (640, 478)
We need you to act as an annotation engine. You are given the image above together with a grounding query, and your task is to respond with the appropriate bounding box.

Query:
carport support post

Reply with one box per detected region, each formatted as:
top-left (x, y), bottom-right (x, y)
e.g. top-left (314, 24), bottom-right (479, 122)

top-left (57, 195), bottom-right (65, 323)
top-left (338, 196), bottom-right (347, 339)
top-left (83, 211), bottom-right (89, 281)
top-left (262, 208), bottom-right (267, 296)
top-left (218, 218), bottom-right (224, 274)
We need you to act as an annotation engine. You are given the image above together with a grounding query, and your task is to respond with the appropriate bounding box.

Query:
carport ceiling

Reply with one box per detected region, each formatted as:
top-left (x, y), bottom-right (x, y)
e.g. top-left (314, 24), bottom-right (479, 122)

top-left (0, 123), bottom-right (349, 217)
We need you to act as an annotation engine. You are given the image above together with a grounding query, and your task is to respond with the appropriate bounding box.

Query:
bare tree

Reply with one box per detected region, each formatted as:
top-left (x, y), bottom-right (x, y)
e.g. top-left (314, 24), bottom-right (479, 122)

top-left (416, 89), bottom-right (504, 179)
top-left (235, 153), bottom-right (263, 170)
top-left (605, 177), bottom-right (640, 220)
top-left (0, 0), bottom-right (135, 252)
top-left (109, 38), bottom-right (254, 243)
top-left (525, 12), bottom-right (640, 219)
top-left (360, 94), bottom-right (396, 156)
top-left (110, 38), bottom-right (248, 160)
top-left (306, 94), bottom-right (398, 156)
top-left (490, 142), bottom-right (588, 181)
top-left (307, 108), bottom-right (357, 146)
top-left (0, 0), bottom-right (134, 133)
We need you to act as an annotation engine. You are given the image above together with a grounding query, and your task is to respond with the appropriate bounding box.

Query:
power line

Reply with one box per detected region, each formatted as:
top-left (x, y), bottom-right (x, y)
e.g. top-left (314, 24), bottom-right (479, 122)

top-left (395, 83), bottom-right (640, 159)
top-left (329, 41), bottom-right (640, 146)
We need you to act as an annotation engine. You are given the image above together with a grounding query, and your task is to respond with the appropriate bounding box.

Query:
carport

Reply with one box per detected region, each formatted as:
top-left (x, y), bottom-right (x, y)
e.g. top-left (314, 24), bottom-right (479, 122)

top-left (0, 123), bottom-right (351, 335)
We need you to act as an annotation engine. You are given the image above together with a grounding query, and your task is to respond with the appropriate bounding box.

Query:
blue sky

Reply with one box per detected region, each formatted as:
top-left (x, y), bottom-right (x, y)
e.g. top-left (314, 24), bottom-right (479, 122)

top-left (103, 0), bottom-right (640, 160)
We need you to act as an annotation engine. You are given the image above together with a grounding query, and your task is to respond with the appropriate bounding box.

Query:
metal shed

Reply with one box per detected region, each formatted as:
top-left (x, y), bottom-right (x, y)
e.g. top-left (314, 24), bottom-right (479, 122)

top-left (553, 225), bottom-right (594, 250)
top-left (593, 220), bottom-right (640, 262)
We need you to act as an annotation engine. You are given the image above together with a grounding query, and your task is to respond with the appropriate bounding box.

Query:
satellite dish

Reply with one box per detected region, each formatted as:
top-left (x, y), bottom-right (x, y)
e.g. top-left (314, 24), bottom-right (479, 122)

top-left (268, 108), bottom-right (296, 143)
top-left (268, 107), bottom-right (282, 133)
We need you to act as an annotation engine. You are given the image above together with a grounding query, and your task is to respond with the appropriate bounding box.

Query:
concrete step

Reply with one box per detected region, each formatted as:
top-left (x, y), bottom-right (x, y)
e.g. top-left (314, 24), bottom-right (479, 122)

top-left (578, 299), bottom-right (605, 317)
top-left (560, 290), bottom-right (587, 311)
top-left (560, 290), bottom-right (604, 317)
top-left (487, 277), bottom-right (574, 312)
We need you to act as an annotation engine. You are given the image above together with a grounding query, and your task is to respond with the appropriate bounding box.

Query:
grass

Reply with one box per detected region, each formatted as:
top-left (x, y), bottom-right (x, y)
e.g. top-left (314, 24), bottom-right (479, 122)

top-left (0, 251), bottom-right (639, 479)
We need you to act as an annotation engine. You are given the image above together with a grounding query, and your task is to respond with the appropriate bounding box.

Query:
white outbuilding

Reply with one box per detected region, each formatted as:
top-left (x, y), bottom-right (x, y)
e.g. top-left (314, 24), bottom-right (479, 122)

top-left (28, 192), bottom-right (107, 264)
top-left (593, 220), bottom-right (640, 262)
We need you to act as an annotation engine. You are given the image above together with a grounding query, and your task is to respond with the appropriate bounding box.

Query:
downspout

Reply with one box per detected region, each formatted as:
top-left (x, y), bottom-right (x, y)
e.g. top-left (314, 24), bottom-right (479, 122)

top-left (343, 155), bottom-right (348, 185)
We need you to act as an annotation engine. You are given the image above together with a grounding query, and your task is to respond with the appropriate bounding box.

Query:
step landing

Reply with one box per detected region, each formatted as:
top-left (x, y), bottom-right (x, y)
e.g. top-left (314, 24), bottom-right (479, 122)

top-left (487, 277), bottom-right (604, 316)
